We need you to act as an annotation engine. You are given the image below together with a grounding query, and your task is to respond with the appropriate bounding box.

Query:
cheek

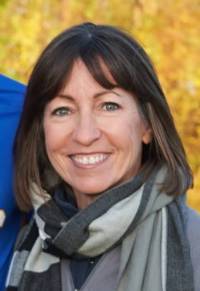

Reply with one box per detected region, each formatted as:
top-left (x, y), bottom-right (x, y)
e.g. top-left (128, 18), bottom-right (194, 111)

top-left (43, 115), bottom-right (71, 150)
top-left (124, 123), bottom-right (144, 169)
top-left (103, 114), bottom-right (144, 151)
top-left (43, 123), bottom-right (61, 154)
top-left (121, 118), bottom-right (145, 148)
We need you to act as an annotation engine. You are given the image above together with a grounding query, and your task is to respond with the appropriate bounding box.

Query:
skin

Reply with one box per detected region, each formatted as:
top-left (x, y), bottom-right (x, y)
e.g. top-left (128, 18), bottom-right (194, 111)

top-left (43, 59), bottom-right (151, 209)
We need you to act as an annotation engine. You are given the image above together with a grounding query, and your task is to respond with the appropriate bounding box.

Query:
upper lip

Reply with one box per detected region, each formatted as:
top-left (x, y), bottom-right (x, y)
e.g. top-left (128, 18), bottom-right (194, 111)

top-left (69, 152), bottom-right (111, 156)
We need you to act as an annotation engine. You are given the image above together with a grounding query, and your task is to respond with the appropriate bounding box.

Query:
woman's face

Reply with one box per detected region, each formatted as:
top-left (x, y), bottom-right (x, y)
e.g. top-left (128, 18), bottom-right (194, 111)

top-left (43, 60), bottom-right (151, 208)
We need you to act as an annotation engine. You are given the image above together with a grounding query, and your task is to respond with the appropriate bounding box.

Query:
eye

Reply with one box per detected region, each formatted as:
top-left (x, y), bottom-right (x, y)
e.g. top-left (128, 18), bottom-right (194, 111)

top-left (102, 102), bottom-right (120, 111)
top-left (51, 106), bottom-right (71, 116)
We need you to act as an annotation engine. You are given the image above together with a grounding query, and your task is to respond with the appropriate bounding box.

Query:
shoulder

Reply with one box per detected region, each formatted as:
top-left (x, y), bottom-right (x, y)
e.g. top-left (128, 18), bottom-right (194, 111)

top-left (0, 74), bottom-right (25, 93)
top-left (184, 206), bottom-right (200, 291)
top-left (185, 206), bottom-right (200, 239)
top-left (0, 74), bottom-right (26, 113)
top-left (0, 74), bottom-right (26, 145)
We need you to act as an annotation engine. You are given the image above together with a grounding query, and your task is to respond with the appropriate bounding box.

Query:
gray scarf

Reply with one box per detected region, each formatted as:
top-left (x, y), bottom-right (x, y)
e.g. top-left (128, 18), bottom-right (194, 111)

top-left (6, 168), bottom-right (194, 291)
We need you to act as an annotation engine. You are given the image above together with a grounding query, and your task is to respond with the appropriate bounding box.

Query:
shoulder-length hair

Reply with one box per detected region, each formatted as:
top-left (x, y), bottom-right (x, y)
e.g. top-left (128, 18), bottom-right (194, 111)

top-left (14, 22), bottom-right (193, 211)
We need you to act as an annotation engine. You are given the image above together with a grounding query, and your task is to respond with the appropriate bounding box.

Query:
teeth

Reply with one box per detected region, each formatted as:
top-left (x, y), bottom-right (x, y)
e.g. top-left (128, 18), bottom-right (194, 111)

top-left (71, 154), bottom-right (107, 165)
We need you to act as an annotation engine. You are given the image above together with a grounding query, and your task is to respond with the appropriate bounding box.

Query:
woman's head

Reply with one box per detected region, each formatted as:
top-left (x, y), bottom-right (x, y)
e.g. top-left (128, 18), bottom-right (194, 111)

top-left (14, 22), bottom-right (192, 210)
top-left (42, 59), bottom-right (152, 208)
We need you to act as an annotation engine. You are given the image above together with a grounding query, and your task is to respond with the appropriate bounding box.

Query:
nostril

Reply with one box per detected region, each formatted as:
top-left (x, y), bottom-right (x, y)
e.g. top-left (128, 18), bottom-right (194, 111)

top-left (72, 121), bottom-right (101, 145)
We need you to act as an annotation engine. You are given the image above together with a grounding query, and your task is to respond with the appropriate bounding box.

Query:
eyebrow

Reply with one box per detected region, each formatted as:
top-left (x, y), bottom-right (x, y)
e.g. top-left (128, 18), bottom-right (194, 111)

top-left (57, 88), bottom-right (122, 101)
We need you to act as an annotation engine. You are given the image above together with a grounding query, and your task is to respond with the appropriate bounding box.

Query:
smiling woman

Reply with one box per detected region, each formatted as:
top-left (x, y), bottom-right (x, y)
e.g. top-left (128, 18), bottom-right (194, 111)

top-left (43, 60), bottom-right (151, 208)
top-left (6, 23), bottom-right (200, 291)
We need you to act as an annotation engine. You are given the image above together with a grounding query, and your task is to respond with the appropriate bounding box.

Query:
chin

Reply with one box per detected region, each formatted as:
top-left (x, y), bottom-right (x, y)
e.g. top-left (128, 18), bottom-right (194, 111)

top-left (73, 181), bottom-right (115, 196)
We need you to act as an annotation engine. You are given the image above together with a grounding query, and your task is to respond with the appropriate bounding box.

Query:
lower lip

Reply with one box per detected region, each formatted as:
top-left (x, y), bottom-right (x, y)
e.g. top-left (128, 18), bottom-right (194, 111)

top-left (69, 155), bottom-right (110, 169)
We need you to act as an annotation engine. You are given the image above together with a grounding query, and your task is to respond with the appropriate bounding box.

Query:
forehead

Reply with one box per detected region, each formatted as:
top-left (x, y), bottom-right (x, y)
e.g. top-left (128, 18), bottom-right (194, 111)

top-left (59, 58), bottom-right (117, 94)
top-left (44, 59), bottom-right (144, 112)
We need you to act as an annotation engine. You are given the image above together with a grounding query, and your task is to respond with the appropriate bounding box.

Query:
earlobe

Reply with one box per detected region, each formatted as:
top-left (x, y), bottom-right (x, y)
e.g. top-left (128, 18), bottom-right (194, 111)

top-left (142, 128), bottom-right (152, 144)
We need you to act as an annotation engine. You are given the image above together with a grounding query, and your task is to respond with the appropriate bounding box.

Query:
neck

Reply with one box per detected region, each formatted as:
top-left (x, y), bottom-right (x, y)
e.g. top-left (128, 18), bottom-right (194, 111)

top-left (74, 192), bottom-right (102, 209)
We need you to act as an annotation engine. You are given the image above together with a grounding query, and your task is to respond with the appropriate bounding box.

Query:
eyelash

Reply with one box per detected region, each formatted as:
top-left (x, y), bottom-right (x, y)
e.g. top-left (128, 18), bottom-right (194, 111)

top-left (51, 102), bottom-right (121, 116)
top-left (101, 102), bottom-right (120, 111)
top-left (51, 107), bottom-right (71, 116)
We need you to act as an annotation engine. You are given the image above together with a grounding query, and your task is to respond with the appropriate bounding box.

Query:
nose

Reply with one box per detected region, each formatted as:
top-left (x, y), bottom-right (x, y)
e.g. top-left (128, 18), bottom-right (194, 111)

top-left (72, 112), bottom-right (101, 146)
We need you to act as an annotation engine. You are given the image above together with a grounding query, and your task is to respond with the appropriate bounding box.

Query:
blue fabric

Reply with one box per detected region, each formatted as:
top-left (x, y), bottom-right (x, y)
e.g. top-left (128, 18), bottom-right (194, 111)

top-left (0, 74), bottom-right (26, 291)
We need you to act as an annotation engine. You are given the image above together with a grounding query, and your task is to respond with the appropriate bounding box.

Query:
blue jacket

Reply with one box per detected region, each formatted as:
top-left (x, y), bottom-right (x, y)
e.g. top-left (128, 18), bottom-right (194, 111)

top-left (0, 74), bottom-right (25, 291)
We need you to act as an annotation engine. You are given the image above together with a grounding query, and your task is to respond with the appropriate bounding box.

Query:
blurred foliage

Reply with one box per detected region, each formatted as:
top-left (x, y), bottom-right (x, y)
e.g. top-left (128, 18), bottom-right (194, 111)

top-left (0, 0), bottom-right (200, 211)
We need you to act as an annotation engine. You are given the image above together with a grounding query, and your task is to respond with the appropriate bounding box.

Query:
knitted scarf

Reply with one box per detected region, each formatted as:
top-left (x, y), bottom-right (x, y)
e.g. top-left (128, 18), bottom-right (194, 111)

top-left (6, 168), bottom-right (194, 291)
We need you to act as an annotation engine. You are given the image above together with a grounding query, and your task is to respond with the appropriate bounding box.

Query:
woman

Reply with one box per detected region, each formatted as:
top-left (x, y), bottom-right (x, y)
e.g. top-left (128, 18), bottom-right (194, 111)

top-left (6, 23), bottom-right (200, 291)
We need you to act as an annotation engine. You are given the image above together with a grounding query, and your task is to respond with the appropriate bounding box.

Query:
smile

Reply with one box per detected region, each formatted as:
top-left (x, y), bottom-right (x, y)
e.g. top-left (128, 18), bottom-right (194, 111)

top-left (70, 153), bottom-right (108, 166)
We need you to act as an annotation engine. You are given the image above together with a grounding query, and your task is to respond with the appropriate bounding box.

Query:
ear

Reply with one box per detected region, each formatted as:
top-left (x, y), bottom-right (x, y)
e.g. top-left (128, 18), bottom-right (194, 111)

top-left (142, 126), bottom-right (152, 144)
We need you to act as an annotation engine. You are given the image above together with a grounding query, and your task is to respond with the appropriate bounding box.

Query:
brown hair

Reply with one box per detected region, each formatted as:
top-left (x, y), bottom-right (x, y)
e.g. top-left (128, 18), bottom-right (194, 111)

top-left (14, 22), bottom-right (193, 211)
